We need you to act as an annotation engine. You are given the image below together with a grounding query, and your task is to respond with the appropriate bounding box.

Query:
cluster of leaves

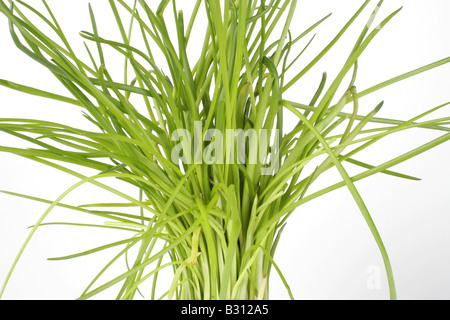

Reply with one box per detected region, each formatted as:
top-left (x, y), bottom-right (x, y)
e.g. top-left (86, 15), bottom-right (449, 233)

top-left (0, 0), bottom-right (449, 300)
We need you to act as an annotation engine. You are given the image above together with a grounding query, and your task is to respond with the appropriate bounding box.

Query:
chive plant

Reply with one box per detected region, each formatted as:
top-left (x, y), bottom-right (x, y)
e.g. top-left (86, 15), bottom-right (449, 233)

top-left (0, 0), bottom-right (449, 300)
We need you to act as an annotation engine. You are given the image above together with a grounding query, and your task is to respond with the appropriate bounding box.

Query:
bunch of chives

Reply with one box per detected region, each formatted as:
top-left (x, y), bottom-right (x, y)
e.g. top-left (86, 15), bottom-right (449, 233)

top-left (0, 0), bottom-right (449, 300)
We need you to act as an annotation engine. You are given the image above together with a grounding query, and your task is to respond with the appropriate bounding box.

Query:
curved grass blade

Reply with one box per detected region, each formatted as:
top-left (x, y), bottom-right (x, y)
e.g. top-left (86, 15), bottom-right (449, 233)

top-left (282, 100), bottom-right (397, 299)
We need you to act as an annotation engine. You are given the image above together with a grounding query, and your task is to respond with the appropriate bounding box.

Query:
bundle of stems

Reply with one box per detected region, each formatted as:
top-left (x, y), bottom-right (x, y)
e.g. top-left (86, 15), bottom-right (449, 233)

top-left (0, 0), bottom-right (449, 300)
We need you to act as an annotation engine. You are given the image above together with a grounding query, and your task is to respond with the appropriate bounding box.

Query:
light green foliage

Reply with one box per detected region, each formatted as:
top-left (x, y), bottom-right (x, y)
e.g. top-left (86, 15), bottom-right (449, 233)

top-left (0, 0), bottom-right (449, 300)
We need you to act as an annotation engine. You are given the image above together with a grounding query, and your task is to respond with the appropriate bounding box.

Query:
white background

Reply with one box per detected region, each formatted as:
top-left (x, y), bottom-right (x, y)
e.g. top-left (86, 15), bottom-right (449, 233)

top-left (0, 0), bottom-right (449, 300)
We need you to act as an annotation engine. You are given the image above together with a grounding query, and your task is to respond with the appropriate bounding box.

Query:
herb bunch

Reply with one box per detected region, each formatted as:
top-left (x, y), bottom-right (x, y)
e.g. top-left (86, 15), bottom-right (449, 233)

top-left (0, 0), bottom-right (449, 300)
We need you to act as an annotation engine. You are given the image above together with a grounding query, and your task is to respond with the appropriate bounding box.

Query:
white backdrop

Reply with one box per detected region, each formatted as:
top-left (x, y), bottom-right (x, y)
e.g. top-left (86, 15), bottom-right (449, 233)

top-left (0, 0), bottom-right (449, 300)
